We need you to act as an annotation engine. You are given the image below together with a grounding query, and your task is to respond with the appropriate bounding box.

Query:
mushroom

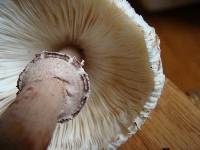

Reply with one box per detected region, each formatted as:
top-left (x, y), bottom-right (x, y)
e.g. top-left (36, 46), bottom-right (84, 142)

top-left (0, 0), bottom-right (165, 149)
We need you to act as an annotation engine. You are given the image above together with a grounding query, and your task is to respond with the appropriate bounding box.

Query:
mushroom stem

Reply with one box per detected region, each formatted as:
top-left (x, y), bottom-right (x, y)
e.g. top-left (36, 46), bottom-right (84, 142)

top-left (60, 47), bottom-right (82, 62)
top-left (0, 51), bottom-right (90, 150)
top-left (0, 78), bottom-right (65, 150)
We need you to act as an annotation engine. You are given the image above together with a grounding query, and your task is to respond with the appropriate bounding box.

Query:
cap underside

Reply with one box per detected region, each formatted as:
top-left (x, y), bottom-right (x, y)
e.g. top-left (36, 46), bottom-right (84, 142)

top-left (0, 0), bottom-right (164, 149)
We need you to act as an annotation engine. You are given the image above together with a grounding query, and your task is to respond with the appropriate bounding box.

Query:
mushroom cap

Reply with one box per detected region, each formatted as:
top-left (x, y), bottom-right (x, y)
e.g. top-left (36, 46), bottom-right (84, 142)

top-left (0, 0), bottom-right (165, 149)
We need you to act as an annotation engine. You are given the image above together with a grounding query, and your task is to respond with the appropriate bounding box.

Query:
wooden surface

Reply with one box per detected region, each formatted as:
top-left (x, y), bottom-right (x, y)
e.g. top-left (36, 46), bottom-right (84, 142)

top-left (144, 5), bottom-right (200, 92)
top-left (119, 79), bottom-right (200, 150)
top-left (128, 1), bottom-right (200, 92)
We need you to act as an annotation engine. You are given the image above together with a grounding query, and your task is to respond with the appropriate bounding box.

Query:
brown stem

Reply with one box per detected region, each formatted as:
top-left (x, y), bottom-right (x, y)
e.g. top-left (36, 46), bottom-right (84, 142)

top-left (0, 51), bottom-right (89, 150)
top-left (0, 78), bottom-right (65, 150)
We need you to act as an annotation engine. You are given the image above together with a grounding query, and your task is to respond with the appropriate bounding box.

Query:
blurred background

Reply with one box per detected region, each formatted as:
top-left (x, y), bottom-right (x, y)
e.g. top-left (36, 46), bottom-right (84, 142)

top-left (128, 0), bottom-right (200, 98)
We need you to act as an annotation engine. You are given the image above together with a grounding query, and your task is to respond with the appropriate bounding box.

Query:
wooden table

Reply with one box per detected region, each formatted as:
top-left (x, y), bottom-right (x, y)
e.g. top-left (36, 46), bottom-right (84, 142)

top-left (128, 1), bottom-right (200, 92)
top-left (119, 79), bottom-right (200, 150)
top-left (144, 5), bottom-right (200, 92)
